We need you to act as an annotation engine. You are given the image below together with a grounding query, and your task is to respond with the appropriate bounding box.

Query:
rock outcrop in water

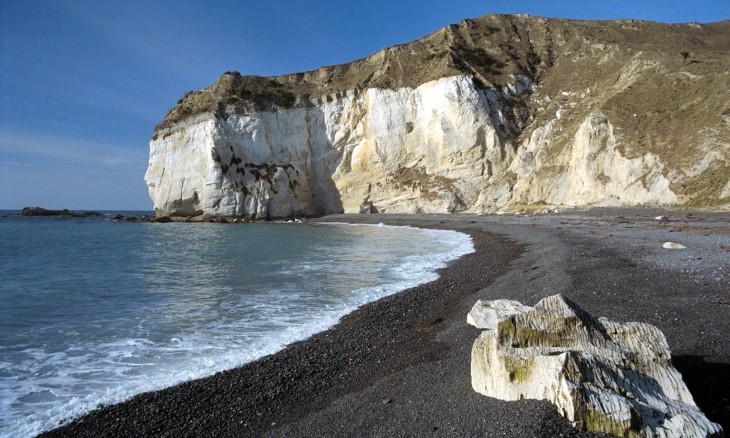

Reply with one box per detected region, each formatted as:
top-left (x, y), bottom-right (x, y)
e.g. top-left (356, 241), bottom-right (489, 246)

top-left (146, 15), bottom-right (730, 219)
top-left (19, 207), bottom-right (103, 218)
top-left (467, 295), bottom-right (723, 437)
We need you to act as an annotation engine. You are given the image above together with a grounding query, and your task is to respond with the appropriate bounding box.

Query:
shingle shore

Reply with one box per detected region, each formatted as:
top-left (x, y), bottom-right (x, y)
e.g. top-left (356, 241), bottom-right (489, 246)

top-left (42, 210), bottom-right (728, 437)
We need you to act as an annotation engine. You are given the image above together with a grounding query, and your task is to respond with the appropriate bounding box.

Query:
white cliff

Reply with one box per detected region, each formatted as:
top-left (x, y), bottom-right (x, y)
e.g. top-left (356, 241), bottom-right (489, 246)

top-left (147, 76), bottom-right (502, 218)
top-left (147, 75), bottom-right (720, 219)
top-left (146, 15), bottom-right (730, 218)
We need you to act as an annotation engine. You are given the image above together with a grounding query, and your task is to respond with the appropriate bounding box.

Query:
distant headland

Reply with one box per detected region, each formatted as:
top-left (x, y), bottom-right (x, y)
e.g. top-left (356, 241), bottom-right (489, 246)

top-left (19, 207), bottom-right (103, 218)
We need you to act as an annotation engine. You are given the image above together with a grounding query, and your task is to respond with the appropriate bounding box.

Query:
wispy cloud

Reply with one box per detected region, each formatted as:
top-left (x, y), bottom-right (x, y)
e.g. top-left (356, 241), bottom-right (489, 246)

top-left (57, 2), bottom-right (233, 86)
top-left (50, 73), bottom-right (165, 123)
top-left (2, 68), bottom-right (164, 125)
top-left (102, 157), bottom-right (136, 166)
top-left (0, 129), bottom-right (151, 209)
top-left (0, 129), bottom-right (148, 169)
top-left (4, 160), bottom-right (37, 168)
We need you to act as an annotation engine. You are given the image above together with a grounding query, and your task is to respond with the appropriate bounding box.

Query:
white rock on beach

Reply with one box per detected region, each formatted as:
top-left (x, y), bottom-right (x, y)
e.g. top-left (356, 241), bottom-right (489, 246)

top-left (468, 295), bottom-right (722, 437)
top-left (466, 299), bottom-right (532, 329)
top-left (663, 242), bottom-right (686, 249)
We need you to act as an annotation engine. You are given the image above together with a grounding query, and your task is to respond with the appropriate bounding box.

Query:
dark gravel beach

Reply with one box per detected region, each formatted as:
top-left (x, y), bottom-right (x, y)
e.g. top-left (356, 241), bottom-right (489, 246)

top-left (42, 210), bottom-right (729, 437)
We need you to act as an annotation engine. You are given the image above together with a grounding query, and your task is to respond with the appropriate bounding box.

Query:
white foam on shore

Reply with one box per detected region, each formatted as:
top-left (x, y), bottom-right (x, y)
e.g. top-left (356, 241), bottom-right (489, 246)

top-left (0, 222), bottom-right (473, 437)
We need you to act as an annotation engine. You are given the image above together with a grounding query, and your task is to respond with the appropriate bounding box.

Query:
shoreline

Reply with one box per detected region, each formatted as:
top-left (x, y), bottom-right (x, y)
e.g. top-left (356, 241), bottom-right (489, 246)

top-left (41, 210), bottom-right (729, 437)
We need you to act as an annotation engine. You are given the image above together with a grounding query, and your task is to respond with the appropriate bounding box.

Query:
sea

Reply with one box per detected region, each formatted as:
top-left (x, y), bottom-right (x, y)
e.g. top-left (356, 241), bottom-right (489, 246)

top-left (0, 210), bottom-right (473, 437)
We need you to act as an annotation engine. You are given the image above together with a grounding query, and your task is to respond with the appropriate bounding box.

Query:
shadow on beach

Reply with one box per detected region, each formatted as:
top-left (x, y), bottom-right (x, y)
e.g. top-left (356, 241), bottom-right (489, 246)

top-left (674, 355), bottom-right (730, 431)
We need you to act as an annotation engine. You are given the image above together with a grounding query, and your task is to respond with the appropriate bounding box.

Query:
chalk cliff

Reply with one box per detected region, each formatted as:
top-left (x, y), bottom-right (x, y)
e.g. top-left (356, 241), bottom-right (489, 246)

top-left (146, 15), bottom-right (730, 219)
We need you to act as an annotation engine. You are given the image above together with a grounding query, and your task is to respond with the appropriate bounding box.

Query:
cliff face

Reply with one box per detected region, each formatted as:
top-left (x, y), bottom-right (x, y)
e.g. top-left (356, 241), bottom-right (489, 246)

top-left (145, 15), bottom-right (730, 218)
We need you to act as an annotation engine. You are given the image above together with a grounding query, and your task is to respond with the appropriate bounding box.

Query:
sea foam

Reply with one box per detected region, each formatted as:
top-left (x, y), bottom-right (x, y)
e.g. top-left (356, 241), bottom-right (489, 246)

top-left (0, 218), bottom-right (472, 437)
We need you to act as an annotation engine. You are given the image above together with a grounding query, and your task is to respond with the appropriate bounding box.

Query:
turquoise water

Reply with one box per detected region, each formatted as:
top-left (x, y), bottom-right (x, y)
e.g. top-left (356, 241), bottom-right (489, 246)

top-left (0, 212), bottom-right (473, 437)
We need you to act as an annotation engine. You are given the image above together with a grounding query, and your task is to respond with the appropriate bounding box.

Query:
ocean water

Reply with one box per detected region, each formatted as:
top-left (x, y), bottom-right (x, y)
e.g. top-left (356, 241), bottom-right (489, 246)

top-left (0, 212), bottom-right (473, 437)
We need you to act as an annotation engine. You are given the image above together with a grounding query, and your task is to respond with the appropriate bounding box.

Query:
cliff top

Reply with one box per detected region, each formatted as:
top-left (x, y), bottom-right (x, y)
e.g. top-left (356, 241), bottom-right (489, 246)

top-left (154, 14), bottom-right (730, 132)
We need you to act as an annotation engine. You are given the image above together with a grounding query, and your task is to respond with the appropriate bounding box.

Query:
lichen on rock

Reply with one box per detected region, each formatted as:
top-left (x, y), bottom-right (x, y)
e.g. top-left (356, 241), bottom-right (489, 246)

top-left (467, 295), bottom-right (723, 437)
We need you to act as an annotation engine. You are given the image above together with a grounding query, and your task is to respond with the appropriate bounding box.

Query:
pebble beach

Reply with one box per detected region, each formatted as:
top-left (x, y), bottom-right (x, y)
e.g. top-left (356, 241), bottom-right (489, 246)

top-left (42, 209), bottom-right (729, 437)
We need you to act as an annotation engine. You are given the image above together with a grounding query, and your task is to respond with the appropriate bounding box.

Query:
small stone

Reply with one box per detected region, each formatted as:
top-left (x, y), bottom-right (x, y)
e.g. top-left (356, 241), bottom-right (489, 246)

top-left (663, 241), bottom-right (686, 249)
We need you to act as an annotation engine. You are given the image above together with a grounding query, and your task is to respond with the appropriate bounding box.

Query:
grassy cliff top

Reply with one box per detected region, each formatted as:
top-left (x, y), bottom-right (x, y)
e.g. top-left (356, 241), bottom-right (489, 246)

top-left (154, 14), bottom-right (730, 133)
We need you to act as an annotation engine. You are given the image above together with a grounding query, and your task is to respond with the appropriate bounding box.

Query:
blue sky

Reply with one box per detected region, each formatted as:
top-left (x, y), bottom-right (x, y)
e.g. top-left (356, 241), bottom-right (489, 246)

top-left (1, 1), bottom-right (728, 210)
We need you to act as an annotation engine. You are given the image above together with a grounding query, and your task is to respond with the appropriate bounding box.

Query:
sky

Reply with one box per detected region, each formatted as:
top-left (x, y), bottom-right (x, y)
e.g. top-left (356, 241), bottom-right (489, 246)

top-left (1, 1), bottom-right (728, 210)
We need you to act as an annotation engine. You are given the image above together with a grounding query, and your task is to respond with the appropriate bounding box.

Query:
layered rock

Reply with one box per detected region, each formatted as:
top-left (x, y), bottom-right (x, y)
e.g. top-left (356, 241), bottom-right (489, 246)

top-left (146, 15), bottom-right (730, 218)
top-left (467, 295), bottom-right (722, 437)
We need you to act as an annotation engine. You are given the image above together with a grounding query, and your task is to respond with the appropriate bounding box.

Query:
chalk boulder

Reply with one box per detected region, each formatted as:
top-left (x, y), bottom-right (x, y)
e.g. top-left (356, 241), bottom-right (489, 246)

top-left (468, 295), bottom-right (722, 437)
top-left (466, 299), bottom-right (531, 329)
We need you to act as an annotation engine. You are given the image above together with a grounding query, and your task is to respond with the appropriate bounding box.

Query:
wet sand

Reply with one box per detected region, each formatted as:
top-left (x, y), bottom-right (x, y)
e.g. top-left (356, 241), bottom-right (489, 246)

top-left (42, 209), bottom-right (729, 437)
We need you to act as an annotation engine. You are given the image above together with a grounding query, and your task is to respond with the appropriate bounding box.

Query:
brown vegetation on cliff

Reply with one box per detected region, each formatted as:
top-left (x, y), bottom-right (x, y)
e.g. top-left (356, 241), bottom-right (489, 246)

top-left (152, 14), bottom-right (730, 209)
top-left (155, 15), bottom-right (730, 134)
